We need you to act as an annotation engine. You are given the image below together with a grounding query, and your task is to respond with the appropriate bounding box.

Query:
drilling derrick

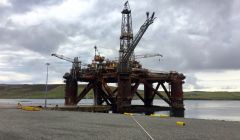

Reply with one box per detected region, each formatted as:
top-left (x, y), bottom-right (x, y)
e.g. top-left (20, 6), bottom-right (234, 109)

top-left (117, 1), bottom-right (133, 112)
top-left (117, 1), bottom-right (156, 112)
top-left (119, 1), bottom-right (133, 73)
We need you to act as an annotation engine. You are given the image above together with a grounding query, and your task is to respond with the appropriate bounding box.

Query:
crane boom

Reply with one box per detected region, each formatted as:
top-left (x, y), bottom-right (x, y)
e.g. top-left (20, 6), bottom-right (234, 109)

top-left (122, 12), bottom-right (156, 62)
top-left (51, 53), bottom-right (82, 79)
top-left (51, 53), bottom-right (74, 63)
top-left (135, 53), bottom-right (162, 59)
top-left (115, 53), bottom-right (162, 61)
top-left (51, 53), bottom-right (89, 67)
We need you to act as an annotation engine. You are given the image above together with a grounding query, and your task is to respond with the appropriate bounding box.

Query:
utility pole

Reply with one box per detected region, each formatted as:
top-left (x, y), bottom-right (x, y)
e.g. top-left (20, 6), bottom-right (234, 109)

top-left (45, 63), bottom-right (50, 108)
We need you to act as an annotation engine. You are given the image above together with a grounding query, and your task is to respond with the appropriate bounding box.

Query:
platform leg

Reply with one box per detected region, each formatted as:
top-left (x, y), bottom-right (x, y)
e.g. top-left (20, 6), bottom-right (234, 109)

top-left (93, 87), bottom-right (102, 105)
top-left (170, 80), bottom-right (184, 110)
top-left (144, 82), bottom-right (154, 115)
top-left (116, 74), bottom-right (132, 113)
top-left (144, 82), bottom-right (154, 107)
top-left (65, 78), bottom-right (78, 105)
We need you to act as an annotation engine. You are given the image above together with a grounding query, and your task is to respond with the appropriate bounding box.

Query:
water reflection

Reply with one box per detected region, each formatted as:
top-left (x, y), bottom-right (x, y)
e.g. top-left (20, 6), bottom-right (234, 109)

top-left (184, 100), bottom-right (240, 121)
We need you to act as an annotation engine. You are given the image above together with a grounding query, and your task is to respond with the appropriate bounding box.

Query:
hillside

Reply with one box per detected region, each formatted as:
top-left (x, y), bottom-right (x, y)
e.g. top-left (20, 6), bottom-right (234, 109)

top-left (0, 84), bottom-right (64, 99)
top-left (0, 84), bottom-right (240, 100)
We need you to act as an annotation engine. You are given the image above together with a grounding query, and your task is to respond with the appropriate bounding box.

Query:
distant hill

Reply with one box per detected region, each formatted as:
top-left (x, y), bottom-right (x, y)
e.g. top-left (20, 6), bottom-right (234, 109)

top-left (0, 84), bottom-right (240, 100)
top-left (0, 84), bottom-right (64, 99)
top-left (184, 91), bottom-right (240, 100)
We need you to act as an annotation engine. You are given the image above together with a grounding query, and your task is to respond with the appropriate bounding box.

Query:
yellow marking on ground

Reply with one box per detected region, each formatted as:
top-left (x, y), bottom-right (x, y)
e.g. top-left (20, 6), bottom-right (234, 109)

top-left (150, 114), bottom-right (169, 118)
top-left (124, 112), bottom-right (133, 116)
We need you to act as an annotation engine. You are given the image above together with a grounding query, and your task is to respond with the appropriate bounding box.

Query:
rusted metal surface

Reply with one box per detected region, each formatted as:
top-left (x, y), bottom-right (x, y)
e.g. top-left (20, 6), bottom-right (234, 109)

top-left (76, 82), bottom-right (94, 103)
top-left (143, 82), bottom-right (153, 107)
top-left (170, 79), bottom-right (184, 109)
top-left (64, 76), bottom-right (78, 105)
top-left (63, 70), bottom-right (185, 113)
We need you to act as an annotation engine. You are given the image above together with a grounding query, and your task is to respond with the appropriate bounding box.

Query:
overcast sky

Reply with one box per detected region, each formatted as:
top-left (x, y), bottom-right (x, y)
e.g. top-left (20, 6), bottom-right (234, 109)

top-left (0, 0), bottom-right (239, 91)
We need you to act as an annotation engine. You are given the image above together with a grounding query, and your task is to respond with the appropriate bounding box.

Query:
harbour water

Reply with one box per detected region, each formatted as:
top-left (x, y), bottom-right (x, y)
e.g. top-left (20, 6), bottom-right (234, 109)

top-left (0, 99), bottom-right (239, 121)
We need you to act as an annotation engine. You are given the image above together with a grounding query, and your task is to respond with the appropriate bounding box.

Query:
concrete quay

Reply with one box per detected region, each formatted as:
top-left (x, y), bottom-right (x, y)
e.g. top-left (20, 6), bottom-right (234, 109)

top-left (0, 109), bottom-right (239, 140)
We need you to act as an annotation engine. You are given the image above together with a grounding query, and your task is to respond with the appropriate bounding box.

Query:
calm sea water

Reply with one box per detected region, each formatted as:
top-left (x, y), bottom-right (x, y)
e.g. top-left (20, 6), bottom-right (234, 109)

top-left (0, 99), bottom-right (239, 122)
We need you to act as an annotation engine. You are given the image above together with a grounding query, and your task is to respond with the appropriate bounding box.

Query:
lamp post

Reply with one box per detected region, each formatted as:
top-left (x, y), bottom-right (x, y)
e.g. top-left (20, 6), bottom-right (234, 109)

top-left (45, 63), bottom-right (50, 108)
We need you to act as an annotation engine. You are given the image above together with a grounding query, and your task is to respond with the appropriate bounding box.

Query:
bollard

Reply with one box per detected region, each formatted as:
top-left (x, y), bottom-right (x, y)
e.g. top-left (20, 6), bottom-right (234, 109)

top-left (17, 103), bottom-right (22, 109)
top-left (176, 121), bottom-right (185, 126)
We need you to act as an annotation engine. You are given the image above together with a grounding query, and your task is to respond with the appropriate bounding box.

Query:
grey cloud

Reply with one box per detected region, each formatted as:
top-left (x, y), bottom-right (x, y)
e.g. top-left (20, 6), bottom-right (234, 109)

top-left (8, 0), bottom-right (64, 13)
top-left (138, 0), bottom-right (240, 72)
top-left (183, 73), bottom-right (204, 90)
top-left (0, 23), bottom-right (67, 55)
top-left (0, 0), bottom-right (240, 85)
top-left (0, 0), bottom-right (63, 23)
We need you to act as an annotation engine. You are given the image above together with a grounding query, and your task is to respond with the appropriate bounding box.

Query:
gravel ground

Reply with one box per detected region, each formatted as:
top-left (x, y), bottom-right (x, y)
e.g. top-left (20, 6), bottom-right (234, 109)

top-left (0, 109), bottom-right (239, 140)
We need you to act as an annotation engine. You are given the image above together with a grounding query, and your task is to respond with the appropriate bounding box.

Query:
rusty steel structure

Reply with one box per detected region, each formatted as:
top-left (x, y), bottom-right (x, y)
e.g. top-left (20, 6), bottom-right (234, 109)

top-left (52, 1), bottom-right (185, 114)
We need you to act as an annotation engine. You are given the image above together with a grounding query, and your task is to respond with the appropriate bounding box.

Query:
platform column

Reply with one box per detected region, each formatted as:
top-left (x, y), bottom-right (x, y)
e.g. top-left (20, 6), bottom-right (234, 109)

top-left (144, 82), bottom-right (154, 115)
top-left (170, 79), bottom-right (184, 108)
top-left (144, 82), bottom-right (154, 107)
top-left (116, 74), bottom-right (132, 113)
top-left (65, 77), bottom-right (78, 105)
top-left (93, 86), bottom-right (102, 105)
top-left (170, 79), bottom-right (185, 117)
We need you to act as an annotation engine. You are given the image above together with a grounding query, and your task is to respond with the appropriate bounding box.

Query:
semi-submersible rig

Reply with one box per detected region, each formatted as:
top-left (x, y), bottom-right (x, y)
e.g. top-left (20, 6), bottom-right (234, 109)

top-left (52, 1), bottom-right (185, 115)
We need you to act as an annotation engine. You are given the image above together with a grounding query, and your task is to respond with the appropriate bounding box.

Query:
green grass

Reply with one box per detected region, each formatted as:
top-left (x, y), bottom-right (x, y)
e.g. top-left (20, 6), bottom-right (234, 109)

top-left (0, 84), bottom-right (95, 99)
top-left (0, 84), bottom-right (61, 99)
top-left (184, 91), bottom-right (240, 100)
top-left (0, 84), bottom-right (240, 100)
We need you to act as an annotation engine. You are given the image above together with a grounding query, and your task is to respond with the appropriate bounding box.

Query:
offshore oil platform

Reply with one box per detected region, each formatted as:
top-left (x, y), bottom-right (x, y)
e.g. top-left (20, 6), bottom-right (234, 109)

top-left (52, 1), bottom-right (185, 115)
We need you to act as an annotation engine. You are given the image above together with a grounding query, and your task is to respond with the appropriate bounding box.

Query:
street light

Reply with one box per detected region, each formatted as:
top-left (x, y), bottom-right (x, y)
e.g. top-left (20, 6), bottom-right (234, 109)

top-left (45, 63), bottom-right (50, 108)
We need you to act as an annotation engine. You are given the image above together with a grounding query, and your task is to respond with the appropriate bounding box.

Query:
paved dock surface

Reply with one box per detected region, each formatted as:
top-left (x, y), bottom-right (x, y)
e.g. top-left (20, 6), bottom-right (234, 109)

top-left (0, 109), bottom-right (240, 140)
